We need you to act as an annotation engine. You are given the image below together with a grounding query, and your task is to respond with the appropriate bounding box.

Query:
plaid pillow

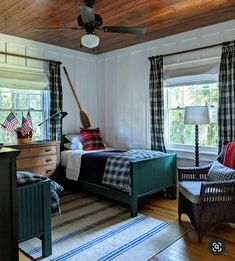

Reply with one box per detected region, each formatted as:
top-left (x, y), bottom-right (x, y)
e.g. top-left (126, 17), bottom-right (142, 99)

top-left (80, 128), bottom-right (105, 151)
top-left (207, 160), bottom-right (235, 181)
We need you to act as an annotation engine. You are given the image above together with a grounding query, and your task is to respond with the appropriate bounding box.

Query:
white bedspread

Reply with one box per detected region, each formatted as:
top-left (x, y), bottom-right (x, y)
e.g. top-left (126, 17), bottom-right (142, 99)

top-left (65, 148), bottom-right (114, 181)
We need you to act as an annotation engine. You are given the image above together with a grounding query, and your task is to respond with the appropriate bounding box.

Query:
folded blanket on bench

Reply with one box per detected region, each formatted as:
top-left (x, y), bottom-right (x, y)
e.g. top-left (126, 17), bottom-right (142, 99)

top-left (17, 171), bottom-right (64, 216)
top-left (102, 149), bottom-right (166, 194)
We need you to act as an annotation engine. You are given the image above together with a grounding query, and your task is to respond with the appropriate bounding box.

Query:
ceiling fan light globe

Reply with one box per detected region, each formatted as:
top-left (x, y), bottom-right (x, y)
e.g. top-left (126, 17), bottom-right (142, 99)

top-left (81, 34), bottom-right (99, 48)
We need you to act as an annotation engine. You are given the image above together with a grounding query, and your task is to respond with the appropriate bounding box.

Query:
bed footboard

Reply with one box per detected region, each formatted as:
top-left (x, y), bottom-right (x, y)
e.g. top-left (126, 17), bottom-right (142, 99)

top-left (17, 179), bottom-right (52, 257)
top-left (130, 153), bottom-right (177, 216)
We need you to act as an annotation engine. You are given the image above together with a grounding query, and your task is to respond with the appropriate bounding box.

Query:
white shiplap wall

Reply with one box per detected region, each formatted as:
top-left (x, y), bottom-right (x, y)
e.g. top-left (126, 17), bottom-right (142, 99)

top-left (0, 33), bottom-right (97, 135)
top-left (96, 20), bottom-right (235, 166)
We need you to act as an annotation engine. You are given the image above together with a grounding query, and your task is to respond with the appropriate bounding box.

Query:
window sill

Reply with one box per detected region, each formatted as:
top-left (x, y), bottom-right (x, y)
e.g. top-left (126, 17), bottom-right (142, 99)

top-left (166, 146), bottom-right (217, 162)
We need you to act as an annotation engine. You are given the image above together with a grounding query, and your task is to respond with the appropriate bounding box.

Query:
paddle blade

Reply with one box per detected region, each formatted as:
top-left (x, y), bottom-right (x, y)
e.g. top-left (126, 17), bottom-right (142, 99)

top-left (80, 110), bottom-right (91, 129)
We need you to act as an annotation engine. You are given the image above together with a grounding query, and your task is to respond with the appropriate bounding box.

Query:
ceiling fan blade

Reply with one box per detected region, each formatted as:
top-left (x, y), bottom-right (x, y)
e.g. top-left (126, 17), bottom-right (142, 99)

top-left (103, 26), bottom-right (146, 34)
top-left (34, 27), bottom-right (78, 32)
top-left (80, 5), bottom-right (95, 24)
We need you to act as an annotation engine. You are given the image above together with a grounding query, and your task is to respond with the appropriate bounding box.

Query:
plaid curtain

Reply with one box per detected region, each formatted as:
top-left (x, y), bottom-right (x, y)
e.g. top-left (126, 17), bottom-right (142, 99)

top-left (218, 42), bottom-right (235, 152)
top-left (49, 61), bottom-right (63, 141)
top-left (149, 55), bottom-right (166, 152)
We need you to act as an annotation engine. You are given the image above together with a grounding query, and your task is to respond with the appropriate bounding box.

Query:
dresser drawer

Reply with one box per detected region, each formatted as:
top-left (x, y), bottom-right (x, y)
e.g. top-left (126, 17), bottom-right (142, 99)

top-left (17, 155), bottom-right (57, 169)
top-left (17, 145), bottom-right (56, 159)
top-left (26, 165), bottom-right (57, 177)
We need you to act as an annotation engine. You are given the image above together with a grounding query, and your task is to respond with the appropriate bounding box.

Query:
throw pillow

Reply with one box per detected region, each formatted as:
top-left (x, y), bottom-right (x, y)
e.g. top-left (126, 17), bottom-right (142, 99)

top-left (80, 128), bottom-right (105, 151)
top-left (207, 160), bottom-right (235, 181)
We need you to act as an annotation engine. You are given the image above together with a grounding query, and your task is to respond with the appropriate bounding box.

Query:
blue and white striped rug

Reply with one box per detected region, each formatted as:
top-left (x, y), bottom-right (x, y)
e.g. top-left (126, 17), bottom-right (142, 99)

top-left (19, 192), bottom-right (185, 261)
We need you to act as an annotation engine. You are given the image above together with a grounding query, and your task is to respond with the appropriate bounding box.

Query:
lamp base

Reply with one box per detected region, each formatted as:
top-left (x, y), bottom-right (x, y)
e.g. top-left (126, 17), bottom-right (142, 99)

top-left (195, 124), bottom-right (199, 167)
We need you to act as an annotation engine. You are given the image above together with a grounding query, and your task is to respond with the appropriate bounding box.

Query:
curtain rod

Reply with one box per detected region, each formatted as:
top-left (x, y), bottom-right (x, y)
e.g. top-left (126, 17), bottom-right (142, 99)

top-left (148, 40), bottom-right (235, 60)
top-left (0, 51), bottom-right (62, 64)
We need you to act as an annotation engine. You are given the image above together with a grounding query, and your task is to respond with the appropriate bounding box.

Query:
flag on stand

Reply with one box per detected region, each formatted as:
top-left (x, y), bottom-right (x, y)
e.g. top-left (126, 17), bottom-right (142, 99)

top-left (0, 112), bottom-right (19, 132)
top-left (21, 116), bottom-right (31, 136)
top-left (26, 110), bottom-right (33, 128)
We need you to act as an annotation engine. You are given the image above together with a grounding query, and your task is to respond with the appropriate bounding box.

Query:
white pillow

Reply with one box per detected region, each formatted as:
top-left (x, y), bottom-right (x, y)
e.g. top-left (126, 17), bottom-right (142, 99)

top-left (64, 142), bottom-right (83, 150)
top-left (65, 134), bottom-right (81, 144)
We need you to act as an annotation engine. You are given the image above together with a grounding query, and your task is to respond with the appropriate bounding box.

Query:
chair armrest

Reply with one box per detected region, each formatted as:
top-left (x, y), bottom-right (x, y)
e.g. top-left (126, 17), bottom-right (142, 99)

top-left (178, 164), bottom-right (212, 181)
top-left (200, 180), bottom-right (235, 203)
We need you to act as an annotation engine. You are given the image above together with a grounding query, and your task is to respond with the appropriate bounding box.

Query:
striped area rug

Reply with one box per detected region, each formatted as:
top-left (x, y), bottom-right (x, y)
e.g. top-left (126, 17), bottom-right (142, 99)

top-left (19, 191), bottom-right (185, 261)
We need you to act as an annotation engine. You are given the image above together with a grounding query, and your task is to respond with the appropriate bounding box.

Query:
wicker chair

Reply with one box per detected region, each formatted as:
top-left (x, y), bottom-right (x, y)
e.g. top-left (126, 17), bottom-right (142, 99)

top-left (178, 164), bottom-right (235, 242)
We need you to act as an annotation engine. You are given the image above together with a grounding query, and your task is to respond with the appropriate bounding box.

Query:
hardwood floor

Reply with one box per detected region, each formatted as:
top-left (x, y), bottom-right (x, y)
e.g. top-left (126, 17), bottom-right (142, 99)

top-left (19, 250), bottom-right (32, 261)
top-left (139, 193), bottom-right (235, 260)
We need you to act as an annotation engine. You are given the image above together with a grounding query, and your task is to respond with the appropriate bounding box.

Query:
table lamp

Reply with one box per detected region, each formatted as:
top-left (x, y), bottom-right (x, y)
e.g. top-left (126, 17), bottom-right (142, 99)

top-left (184, 106), bottom-right (210, 166)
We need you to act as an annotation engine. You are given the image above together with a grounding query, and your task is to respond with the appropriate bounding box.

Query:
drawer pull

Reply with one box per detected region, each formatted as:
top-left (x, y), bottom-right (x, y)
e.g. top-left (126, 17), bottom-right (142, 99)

top-left (45, 149), bottom-right (52, 152)
top-left (45, 169), bottom-right (52, 174)
top-left (45, 158), bottom-right (52, 162)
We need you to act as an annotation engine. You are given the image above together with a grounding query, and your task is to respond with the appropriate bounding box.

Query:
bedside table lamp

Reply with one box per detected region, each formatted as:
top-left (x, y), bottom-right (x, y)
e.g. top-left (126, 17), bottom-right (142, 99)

top-left (184, 106), bottom-right (210, 166)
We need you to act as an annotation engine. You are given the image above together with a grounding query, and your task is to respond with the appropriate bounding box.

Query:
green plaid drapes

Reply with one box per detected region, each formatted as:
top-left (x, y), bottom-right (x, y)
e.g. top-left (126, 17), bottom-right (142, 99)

top-left (49, 61), bottom-right (63, 141)
top-left (149, 56), bottom-right (166, 152)
top-left (218, 42), bottom-right (235, 152)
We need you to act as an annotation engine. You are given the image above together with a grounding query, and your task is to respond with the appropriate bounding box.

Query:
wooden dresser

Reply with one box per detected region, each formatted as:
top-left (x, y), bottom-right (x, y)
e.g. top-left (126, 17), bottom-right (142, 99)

top-left (6, 141), bottom-right (60, 178)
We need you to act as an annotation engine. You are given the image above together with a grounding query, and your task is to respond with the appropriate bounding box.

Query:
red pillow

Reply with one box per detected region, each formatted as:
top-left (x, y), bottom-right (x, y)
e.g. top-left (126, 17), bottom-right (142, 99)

top-left (80, 128), bottom-right (105, 151)
top-left (223, 142), bottom-right (235, 169)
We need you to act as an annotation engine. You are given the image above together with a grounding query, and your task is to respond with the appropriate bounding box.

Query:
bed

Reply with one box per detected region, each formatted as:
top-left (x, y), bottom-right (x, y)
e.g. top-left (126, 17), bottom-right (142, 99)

top-left (17, 171), bottom-right (63, 258)
top-left (61, 139), bottom-right (177, 217)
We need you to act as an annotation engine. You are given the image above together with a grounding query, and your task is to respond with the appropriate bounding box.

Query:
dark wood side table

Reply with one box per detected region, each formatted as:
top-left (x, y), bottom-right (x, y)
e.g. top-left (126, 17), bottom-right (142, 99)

top-left (0, 147), bottom-right (20, 261)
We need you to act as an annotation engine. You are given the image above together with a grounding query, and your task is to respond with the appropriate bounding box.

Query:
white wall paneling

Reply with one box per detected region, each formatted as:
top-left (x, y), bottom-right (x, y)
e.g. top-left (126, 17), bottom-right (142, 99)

top-left (1, 19), bottom-right (235, 165)
top-left (97, 20), bottom-right (235, 164)
top-left (0, 33), bottom-right (97, 135)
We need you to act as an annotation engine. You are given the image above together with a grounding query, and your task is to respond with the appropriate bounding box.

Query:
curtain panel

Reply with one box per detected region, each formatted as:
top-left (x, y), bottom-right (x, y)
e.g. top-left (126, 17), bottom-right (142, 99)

top-left (149, 56), bottom-right (166, 152)
top-left (49, 61), bottom-right (63, 141)
top-left (218, 42), bottom-right (235, 152)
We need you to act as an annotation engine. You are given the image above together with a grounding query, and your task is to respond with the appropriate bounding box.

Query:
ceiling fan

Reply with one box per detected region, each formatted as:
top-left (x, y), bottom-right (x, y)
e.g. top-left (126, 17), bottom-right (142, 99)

top-left (34, 0), bottom-right (146, 49)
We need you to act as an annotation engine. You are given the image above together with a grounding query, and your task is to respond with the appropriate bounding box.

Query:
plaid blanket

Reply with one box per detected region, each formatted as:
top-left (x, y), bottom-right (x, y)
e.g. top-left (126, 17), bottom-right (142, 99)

top-left (17, 171), bottom-right (64, 216)
top-left (102, 149), bottom-right (166, 194)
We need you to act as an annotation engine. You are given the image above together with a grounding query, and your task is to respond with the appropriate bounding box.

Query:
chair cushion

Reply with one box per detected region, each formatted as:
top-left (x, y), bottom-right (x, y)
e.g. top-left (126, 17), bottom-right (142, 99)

top-left (207, 160), bottom-right (235, 182)
top-left (179, 181), bottom-right (203, 204)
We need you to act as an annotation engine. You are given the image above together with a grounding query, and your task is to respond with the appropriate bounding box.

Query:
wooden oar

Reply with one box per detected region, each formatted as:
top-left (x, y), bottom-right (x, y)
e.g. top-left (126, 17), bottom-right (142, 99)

top-left (63, 66), bottom-right (91, 129)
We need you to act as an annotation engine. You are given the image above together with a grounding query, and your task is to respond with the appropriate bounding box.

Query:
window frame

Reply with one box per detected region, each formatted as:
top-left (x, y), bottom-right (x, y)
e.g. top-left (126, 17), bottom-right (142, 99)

top-left (0, 88), bottom-right (49, 143)
top-left (164, 83), bottom-right (218, 155)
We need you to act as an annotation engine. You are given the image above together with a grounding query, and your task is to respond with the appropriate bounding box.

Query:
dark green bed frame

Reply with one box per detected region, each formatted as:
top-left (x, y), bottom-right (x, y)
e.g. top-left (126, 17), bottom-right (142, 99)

top-left (61, 137), bottom-right (177, 217)
top-left (17, 179), bottom-right (52, 257)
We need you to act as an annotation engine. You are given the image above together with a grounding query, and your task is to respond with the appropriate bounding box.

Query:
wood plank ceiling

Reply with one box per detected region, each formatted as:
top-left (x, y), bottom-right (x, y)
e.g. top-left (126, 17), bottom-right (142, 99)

top-left (0, 0), bottom-right (234, 54)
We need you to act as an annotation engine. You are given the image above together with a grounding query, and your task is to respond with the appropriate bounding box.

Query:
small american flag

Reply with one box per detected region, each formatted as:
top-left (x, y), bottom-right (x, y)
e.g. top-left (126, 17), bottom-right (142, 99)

top-left (21, 116), bottom-right (31, 136)
top-left (0, 112), bottom-right (19, 133)
top-left (26, 110), bottom-right (33, 128)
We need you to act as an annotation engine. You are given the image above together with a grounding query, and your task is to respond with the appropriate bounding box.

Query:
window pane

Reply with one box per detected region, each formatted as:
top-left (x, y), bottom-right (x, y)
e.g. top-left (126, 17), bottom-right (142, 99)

top-left (183, 85), bottom-right (211, 106)
top-left (15, 90), bottom-right (29, 109)
top-left (0, 88), bottom-right (48, 144)
top-left (30, 94), bottom-right (42, 110)
top-left (0, 92), bottom-right (13, 108)
top-left (168, 87), bottom-right (183, 108)
top-left (169, 110), bottom-right (185, 144)
top-left (211, 84), bottom-right (218, 106)
top-left (166, 83), bottom-right (218, 148)
top-left (31, 111), bottom-right (43, 140)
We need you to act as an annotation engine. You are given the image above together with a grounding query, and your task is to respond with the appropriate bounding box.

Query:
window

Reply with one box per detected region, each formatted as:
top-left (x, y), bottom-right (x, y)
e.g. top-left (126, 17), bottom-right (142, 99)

top-left (0, 88), bottom-right (49, 144)
top-left (165, 83), bottom-right (218, 148)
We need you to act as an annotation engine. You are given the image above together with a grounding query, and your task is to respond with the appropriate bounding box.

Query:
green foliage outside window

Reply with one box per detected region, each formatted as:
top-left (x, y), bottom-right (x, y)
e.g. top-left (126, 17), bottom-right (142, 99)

top-left (165, 84), bottom-right (218, 147)
top-left (0, 88), bottom-right (47, 144)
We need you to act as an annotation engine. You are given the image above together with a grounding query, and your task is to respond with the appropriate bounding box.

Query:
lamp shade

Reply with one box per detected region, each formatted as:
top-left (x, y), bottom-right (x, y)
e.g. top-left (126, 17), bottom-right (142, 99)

top-left (184, 106), bottom-right (210, 125)
top-left (81, 34), bottom-right (100, 48)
